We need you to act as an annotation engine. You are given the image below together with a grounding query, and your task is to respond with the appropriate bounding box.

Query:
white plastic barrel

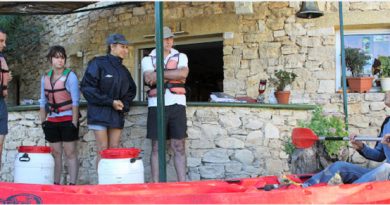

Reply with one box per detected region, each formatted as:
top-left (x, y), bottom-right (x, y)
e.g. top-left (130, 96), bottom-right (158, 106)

top-left (14, 146), bottom-right (54, 184)
top-left (98, 148), bottom-right (144, 184)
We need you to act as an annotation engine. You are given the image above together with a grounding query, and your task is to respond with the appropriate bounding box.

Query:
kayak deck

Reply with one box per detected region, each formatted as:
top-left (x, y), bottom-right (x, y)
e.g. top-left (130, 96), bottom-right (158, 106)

top-left (0, 174), bottom-right (389, 204)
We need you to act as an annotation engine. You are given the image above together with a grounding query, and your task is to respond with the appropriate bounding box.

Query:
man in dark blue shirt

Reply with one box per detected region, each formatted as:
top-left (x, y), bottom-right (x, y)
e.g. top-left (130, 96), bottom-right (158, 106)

top-left (303, 91), bottom-right (390, 187)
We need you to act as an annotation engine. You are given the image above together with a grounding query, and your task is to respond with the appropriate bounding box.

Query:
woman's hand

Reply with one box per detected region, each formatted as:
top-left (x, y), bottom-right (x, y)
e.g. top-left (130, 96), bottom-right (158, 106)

top-left (72, 121), bottom-right (78, 128)
top-left (112, 100), bottom-right (124, 111)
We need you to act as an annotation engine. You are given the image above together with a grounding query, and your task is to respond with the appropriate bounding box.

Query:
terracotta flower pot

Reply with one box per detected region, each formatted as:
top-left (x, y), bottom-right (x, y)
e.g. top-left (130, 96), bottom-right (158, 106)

top-left (274, 91), bottom-right (290, 104)
top-left (347, 77), bottom-right (373, 93)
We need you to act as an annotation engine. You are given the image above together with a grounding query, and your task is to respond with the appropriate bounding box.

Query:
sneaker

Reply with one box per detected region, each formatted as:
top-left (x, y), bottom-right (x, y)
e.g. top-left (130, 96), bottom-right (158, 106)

top-left (278, 175), bottom-right (302, 186)
top-left (327, 173), bottom-right (343, 186)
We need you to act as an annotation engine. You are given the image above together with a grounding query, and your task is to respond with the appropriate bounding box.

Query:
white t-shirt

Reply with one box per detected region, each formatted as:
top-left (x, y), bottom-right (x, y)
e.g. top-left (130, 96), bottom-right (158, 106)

top-left (141, 48), bottom-right (188, 107)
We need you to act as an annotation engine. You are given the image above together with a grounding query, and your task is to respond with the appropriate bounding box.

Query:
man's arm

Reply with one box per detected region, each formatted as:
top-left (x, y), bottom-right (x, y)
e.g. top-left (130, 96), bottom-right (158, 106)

top-left (356, 122), bottom-right (390, 162)
top-left (144, 67), bottom-right (188, 87)
top-left (357, 143), bottom-right (385, 162)
top-left (144, 71), bottom-right (156, 86)
top-left (141, 56), bottom-right (156, 86)
top-left (143, 53), bottom-right (189, 86)
top-left (164, 67), bottom-right (189, 81)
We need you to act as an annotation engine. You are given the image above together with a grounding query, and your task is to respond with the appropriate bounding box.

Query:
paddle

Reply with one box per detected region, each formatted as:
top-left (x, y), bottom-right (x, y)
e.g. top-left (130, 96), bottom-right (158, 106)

top-left (291, 127), bottom-right (385, 149)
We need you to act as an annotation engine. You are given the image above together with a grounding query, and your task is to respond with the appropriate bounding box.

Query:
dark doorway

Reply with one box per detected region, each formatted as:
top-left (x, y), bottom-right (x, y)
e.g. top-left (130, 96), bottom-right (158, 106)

top-left (140, 41), bottom-right (224, 102)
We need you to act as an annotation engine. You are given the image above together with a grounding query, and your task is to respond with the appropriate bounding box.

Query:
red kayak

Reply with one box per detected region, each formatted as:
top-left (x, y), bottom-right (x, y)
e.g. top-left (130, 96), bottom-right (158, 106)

top-left (0, 174), bottom-right (389, 204)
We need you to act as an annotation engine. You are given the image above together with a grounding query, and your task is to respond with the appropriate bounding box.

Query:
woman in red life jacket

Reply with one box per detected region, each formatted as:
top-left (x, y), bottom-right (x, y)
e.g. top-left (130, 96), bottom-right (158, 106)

top-left (0, 29), bottom-right (11, 170)
top-left (39, 46), bottom-right (80, 185)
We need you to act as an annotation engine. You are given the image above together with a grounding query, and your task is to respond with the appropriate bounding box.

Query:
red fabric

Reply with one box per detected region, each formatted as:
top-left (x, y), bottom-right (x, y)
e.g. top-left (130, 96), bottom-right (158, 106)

top-left (47, 116), bottom-right (72, 122)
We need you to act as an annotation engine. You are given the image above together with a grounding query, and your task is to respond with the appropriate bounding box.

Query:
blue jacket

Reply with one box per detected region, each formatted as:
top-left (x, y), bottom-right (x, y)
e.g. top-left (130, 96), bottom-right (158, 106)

top-left (80, 54), bottom-right (136, 128)
top-left (359, 116), bottom-right (390, 163)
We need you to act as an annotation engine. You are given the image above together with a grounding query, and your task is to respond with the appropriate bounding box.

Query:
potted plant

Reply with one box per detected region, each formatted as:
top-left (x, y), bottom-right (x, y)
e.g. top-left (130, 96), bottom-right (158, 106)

top-left (269, 70), bottom-right (297, 104)
top-left (378, 56), bottom-right (390, 91)
top-left (345, 47), bottom-right (372, 93)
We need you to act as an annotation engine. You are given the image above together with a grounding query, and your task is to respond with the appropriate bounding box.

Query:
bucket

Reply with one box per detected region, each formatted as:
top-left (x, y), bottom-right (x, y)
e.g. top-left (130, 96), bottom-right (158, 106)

top-left (98, 148), bottom-right (144, 184)
top-left (14, 146), bottom-right (55, 184)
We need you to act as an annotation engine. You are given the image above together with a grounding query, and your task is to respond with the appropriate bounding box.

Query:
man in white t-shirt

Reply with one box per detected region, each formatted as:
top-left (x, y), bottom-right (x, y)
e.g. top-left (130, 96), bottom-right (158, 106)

top-left (141, 26), bottom-right (189, 182)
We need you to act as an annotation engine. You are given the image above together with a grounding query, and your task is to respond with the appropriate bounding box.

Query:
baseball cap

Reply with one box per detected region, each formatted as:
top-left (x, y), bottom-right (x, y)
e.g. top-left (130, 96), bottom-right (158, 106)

top-left (106, 33), bottom-right (129, 45)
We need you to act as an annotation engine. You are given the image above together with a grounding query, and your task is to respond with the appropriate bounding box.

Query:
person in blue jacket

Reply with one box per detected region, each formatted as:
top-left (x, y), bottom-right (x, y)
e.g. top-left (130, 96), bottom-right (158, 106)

top-left (302, 91), bottom-right (390, 187)
top-left (80, 34), bottom-right (136, 166)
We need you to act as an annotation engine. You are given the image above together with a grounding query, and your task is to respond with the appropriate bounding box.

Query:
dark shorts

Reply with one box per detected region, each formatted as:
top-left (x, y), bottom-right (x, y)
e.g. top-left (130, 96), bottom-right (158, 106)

top-left (42, 120), bottom-right (79, 143)
top-left (147, 104), bottom-right (187, 140)
top-left (0, 98), bottom-right (7, 135)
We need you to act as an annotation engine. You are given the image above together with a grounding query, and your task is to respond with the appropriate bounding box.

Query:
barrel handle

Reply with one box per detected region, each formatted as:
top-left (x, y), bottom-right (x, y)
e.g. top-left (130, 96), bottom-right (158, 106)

top-left (130, 157), bottom-right (142, 163)
top-left (19, 153), bottom-right (30, 162)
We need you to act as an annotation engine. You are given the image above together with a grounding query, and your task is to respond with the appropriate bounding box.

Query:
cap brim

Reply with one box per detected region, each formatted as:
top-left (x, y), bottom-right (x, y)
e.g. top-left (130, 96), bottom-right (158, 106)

top-left (118, 41), bottom-right (129, 45)
top-left (110, 40), bottom-right (129, 45)
top-left (163, 35), bottom-right (174, 39)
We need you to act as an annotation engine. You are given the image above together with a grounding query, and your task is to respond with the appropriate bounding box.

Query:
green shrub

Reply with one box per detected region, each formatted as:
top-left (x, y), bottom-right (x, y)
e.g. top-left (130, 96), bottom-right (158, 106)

top-left (298, 107), bottom-right (348, 157)
top-left (0, 16), bottom-right (42, 63)
top-left (283, 138), bottom-right (296, 156)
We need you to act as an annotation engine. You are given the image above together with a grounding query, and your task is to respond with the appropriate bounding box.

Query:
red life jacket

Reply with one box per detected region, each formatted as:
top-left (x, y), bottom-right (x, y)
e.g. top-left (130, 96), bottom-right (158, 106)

top-left (147, 53), bottom-right (186, 97)
top-left (44, 69), bottom-right (73, 113)
top-left (0, 56), bottom-right (9, 97)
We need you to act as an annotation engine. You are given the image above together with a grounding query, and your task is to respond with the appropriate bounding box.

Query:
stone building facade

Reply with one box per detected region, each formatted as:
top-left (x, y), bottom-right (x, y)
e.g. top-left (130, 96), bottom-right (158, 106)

top-left (2, 2), bottom-right (390, 183)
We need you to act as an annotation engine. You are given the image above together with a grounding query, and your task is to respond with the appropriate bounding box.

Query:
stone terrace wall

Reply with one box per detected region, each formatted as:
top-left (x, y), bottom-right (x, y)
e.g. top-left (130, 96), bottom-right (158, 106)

top-left (1, 106), bottom-right (312, 184)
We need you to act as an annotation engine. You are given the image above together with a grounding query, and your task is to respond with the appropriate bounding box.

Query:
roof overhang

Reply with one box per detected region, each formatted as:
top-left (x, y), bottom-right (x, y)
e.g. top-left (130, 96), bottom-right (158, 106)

top-left (0, 2), bottom-right (96, 15)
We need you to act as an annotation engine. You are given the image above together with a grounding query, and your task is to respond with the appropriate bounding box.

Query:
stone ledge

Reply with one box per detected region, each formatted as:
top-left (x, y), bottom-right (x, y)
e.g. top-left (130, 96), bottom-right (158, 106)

top-left (8, 101), bottom-right (317, 112)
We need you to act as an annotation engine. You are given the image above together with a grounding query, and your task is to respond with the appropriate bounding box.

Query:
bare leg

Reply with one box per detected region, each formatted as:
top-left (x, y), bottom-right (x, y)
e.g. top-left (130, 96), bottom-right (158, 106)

top-left (63, 141), bottom-right (78, 185)
top-left (94, 130), bottom-right (108, 168)
top-left (0, 135), bottom-right (4, 170)
top-left (107, 128), bottom-right (122, 148)
top-left (171, 139), bottom-right (186, 182)
top-left (50, 142), bottom-right (63, 184)
top-left (150, 140), bottom-right (159, 182)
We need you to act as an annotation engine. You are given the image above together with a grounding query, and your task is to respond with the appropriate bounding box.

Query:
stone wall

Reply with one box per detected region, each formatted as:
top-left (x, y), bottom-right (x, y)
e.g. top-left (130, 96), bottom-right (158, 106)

top-left (0, 105), bottom-right (311, 183)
